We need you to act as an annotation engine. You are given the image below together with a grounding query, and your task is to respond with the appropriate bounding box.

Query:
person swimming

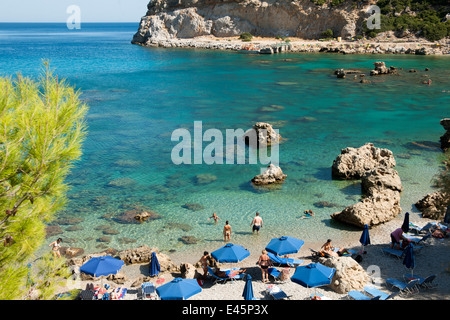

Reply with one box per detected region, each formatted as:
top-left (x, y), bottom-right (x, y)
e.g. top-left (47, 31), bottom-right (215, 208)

top-left (208, 212), bottom-right (221, 223)
top-left (299, 209), bottom-right (315, 219)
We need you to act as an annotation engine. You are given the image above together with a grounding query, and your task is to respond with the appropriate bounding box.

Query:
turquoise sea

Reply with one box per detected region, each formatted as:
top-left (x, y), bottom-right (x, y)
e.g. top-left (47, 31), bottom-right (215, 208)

top-left (1, 23), bottom-right (449, 261)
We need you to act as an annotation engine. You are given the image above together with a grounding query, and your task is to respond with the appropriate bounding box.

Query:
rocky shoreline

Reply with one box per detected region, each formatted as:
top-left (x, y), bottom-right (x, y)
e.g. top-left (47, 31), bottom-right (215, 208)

top-left (134, 35), bottom-right (450, 55)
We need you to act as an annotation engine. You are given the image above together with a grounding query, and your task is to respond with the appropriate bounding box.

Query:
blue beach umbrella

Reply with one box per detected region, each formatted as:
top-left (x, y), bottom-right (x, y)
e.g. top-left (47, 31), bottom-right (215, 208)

top-left (291, 263), bottom-right (335, 290)
top-left (211, 243), bottom-right (250, 263)
top-left (242, 274), bottom-right (254, 300)
top-left (80, 255), bottom-right (124, 277)
top-left (156, 278), bottom-right (202, 300)
top-left (265, 236), bottom-right (305, 256)
top-left (403, 243), bottom-right (415, 277)
top-left (402, 212), bottom-right (410, 233)
top-left (359, 224), bottom-right (371, 253)
top-left (149, 251), bottom-right (160, 277)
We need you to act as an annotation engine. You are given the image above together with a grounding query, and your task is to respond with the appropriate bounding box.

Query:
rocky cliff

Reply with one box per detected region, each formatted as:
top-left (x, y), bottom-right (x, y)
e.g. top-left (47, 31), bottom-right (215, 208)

top-left (131, 0), bottom-right (370, 45)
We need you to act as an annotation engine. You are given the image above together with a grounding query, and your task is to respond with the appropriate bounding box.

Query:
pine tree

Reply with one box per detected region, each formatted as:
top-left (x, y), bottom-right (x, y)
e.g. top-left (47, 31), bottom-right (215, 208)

top-left (0, 62), bottom-right (88, 299)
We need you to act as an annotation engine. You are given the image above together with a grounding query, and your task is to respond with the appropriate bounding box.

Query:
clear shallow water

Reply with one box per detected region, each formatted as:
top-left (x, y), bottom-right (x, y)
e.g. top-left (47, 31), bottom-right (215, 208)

top-left (1, 23), bottom-right (449, 260)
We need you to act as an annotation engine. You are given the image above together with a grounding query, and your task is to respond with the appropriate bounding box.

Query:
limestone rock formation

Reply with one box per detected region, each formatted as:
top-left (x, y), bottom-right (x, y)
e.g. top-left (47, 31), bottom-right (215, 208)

top-left (251, 164), bottom-right (287, 185)
top-left (370, 61), bottom-right (398, 76)
top-left (415, 191), bottom-right (449, 220)
top-left (132, 0), bottom-right (368, 45)
top-left (331, 166), bottom-right (402, 228)
top-left (440, 118), bottom-right (450, 151)
top-left (332, 143), bottom-right (396, 180)
top-left (319, 256), bottom-right (369, 294)
top-left (243, 122), bottom-right (281, 147)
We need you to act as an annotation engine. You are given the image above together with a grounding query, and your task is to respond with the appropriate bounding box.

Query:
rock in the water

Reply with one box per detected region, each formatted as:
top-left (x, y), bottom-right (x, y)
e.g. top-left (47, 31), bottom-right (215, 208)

top-left (251, 164), bottom-right (287, 185)
top-left (370, 61), bottom-right (398, 76)
top-left (243, 122), bottom-right (281, 147)
top-left (331, 166), bottom-right (402, 228)
top-left (332, 143), bottom-right (396, 180)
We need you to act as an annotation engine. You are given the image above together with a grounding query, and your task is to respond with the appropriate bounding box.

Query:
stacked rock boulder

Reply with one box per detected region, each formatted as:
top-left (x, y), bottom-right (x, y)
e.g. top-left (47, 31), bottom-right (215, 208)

top-left (330, 143), bottom-right (402, 228)
top-left (251, 163), bottom-right (287, 185)
top-left (243, 122), bottom-right (281, 147)
top-left (370, 61), bottom-right (398, 76)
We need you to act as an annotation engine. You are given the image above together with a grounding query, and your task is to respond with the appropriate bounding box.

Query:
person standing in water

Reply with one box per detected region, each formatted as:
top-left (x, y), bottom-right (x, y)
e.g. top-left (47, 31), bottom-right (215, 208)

top-left (208, 212), bottom-right (222, 223)
top-left (49, 238), bottom-right (62, 258)
top-left (223, 221), bottom-right (232, 242)
top-left (250, 212), bottom-right (263, 235)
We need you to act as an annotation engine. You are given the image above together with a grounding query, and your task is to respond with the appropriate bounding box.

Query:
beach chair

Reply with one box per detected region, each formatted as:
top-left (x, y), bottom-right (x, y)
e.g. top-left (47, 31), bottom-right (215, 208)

top-left (267, 252), bottom-right (304, 267)
top-left (266, 285), bottom-right (290, 300)
top-left (347, 290), bottom-right (381, 300)
top-left (382, 247), bottom-right (404, 259)
top-left (419, 275), bottom-right (438, 289)
top-left (403, 233), bottom-right (431, 245)
top-left (267, 267), bottom-right (281, 281)
top-left (403, 274), bottom-right (437, 289)
top-left (364, 286), bottom-right (399, 300)
top-left (141, 282), bottom-right (157, 299)
top-left (310, 292), bottom-right (331, 300)
top-left (207, 266), bottom-right (245, 284)
top-left (386, 278), bottom-right (419, 295)
top-left (117, 288), bottom-right (127, 300)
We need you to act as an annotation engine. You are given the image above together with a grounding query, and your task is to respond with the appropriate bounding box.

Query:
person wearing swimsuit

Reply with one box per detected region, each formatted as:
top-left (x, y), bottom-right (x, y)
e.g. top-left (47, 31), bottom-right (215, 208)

top-left (200, 251), bottom-right (210, 279)
top-left (223, 221), bottom-right (231, 242)
top-left (49, 238), bottom-right (62, 258)
top-left (258, 250), bottom-right (272, 283)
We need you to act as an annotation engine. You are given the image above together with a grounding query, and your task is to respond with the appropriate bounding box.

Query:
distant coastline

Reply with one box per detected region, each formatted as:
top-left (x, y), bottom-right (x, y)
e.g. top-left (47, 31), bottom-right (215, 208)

top-left (134, 35), bottom-right (450, 56)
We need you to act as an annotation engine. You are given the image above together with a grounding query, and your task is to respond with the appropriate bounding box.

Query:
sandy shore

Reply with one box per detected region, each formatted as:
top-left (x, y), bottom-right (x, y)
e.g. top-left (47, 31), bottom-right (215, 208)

top-left (141, 35), bottom-right (450, 55)
top-left (62, 213), bottom-right (450, 301)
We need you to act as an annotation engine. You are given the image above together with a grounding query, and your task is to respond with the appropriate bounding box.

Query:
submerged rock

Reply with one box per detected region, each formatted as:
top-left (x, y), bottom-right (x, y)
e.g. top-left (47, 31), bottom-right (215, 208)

top-left (194, 173), bottom-right (217, 185)
top-left (114, 208), bottom-right (162, 224)
top-left (370, 61), bottom-right (398, 76)
top-left (182, 203), bottom-right (205, 211)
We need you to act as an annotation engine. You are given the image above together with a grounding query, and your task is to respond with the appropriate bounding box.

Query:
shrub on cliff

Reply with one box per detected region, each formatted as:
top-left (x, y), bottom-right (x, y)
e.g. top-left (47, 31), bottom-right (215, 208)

top-left (239, 32), bottom-right (253, 42)
top-left (322, 29), bottom-right (334, 38)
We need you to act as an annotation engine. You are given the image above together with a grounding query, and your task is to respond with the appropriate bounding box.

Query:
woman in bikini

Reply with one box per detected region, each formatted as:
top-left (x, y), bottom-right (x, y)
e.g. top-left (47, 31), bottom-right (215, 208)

top-left (200, 251), bottom-right (210, 279)
top-left (49, 238), bottom-right (62, 258)
top-left (258, 250), bottom-right (272, 283)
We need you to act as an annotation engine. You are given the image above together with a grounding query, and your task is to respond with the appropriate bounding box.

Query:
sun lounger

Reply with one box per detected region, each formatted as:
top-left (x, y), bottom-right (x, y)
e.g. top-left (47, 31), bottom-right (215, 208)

top-left (310, 292), bottom-right (331, 300)
top-left (207, 266), bottom-right (245, 284)
top-left (141, 282), bottom-right (157, 299)
top-left (267, 252), bottom-right (304, 267)
top-left (268, 267), bottom-right (281, 281)
top-left (402, 274), bottom-right (437, 289)
top-left (386, 278), bottom-right (419, 295)
top-left (266, 285), bottom-right (290, 300)
top-left (403, 233), bottom-right (431, 245)
top-left (382, 247), bottom-right (404, 259)
top-left (348, 290), bottom-right (380, 300)
top-left (364, 286), bottom-right (399, 300)
top-left (117, 288), bottom-right (127, 300)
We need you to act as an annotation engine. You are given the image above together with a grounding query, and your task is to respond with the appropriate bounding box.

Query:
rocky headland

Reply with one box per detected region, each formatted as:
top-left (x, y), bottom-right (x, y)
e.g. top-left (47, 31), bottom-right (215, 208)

top-left (131, 0), bottom-right (450, 55)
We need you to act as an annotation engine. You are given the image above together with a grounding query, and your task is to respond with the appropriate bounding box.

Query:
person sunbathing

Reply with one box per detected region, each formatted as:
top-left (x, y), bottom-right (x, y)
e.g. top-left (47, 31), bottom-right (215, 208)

top-left (320, 239), bottom-right (351, 257)
top-left (214, 268), bottom-right (246, 278)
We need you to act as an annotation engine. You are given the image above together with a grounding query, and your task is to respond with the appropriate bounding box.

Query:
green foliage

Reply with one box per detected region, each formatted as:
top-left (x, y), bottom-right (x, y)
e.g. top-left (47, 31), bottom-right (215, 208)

top-left (239, 32), bottom-right (253, 42)
top-left (322, 29), bottom-right (334, 38)
top-left (0, 62), bottom-right (88, 299)
top-left (365, 0), bottom-right (450, 41)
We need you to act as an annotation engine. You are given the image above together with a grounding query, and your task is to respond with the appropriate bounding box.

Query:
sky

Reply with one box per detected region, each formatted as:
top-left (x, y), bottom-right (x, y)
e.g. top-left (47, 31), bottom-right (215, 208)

top-left (0, 0), bottom-right (150, 22)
